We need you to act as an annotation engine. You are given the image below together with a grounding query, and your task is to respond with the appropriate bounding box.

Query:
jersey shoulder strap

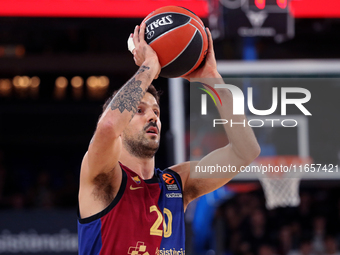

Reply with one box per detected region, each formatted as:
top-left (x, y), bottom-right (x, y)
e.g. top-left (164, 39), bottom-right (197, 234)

top-left (157, 168), bottom-right (183, 193)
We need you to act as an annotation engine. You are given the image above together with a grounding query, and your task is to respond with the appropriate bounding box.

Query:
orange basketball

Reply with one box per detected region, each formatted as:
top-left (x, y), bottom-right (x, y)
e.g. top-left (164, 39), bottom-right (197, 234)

top-left (142, 6), bottom-right (208, 78)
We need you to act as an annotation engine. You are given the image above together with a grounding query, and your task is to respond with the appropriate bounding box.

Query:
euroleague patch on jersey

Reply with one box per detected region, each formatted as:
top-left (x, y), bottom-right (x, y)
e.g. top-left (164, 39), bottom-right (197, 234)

top-left (163, 173), bottom-right (175, 184)
top-left (132, 176), bottom-right (141, 184)
top-left (163, 173), bottom-right (179, 191)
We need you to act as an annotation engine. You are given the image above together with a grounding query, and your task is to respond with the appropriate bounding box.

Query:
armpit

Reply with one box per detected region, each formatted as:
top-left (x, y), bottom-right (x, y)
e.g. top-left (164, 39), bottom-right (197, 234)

top-left (92, 171), bottom-right (115, 204)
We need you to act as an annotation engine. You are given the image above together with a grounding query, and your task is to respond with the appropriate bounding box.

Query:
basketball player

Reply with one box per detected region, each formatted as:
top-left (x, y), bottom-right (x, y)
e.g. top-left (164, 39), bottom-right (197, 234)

top-left (78, 23), bottom-right (260, 255)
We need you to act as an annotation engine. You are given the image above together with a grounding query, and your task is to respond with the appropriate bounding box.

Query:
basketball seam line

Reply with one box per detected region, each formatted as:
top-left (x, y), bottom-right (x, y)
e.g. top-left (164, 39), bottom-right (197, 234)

top-left (162, 29), bottom-right (198, 69)
top-left (148, 18), bottom-right (192, 45)
top-left (180, 23), bottom-right (204, 76)
top-left (144, 12), bottom-right (204, 29)
top-left (187, 15), bottom-right (206, 30)
top-left (144, 12), bottom-right (189, 22)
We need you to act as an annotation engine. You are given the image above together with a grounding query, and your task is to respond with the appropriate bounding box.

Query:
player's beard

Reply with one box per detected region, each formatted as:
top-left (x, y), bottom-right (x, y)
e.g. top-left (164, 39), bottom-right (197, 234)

top-left (122, 125), bottom-right (160, 159)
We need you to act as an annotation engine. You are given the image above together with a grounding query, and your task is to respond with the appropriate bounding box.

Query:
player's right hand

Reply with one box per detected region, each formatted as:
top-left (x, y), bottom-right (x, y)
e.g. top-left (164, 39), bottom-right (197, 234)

top-left (182, 28), bottom-right (221, 80)
top-left (131, 23), bottom-right (161, 78)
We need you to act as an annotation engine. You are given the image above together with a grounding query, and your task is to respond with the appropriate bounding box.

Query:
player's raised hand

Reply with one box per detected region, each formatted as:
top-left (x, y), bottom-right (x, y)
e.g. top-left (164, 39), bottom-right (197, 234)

top-left (182, 28), bottom-right (221, 80)
top-left (130, 23), bottom-right (161, 78)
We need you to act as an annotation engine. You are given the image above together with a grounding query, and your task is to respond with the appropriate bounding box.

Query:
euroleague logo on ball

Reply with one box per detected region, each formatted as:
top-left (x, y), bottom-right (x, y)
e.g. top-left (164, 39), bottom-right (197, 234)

top-left (145, 15), bottom-right (174, 40)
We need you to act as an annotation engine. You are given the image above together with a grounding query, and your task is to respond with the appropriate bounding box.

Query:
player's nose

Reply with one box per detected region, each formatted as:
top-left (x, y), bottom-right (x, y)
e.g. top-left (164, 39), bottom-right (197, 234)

top-left (147, 110), bottom-right (157, 123)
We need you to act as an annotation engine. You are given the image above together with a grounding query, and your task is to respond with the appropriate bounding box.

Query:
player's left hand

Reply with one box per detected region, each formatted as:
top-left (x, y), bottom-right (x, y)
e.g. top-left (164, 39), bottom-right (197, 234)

top-left (181, 28), bottom-right (221, 80)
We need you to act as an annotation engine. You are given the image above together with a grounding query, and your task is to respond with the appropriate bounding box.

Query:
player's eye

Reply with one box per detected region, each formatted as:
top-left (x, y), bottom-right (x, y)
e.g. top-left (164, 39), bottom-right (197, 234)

top-left (137, 108), bottom-right (142, 114)
top-left (154, 110), bottom-right (159, 116)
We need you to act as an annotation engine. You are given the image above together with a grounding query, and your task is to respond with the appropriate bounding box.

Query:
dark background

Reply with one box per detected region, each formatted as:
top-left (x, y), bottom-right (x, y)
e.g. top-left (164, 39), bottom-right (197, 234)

top-left (1, 9), bottom-right (340, 255)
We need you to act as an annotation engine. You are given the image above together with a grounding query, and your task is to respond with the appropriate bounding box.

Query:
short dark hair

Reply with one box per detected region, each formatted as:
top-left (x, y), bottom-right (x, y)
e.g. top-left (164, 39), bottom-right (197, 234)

top-left (102, 84), bottom-right (161, 112)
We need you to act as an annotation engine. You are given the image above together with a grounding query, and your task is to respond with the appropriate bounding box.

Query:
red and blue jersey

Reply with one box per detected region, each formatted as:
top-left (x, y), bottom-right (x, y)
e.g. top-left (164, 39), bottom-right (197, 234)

top-left (78, 163), bottom-right (185, 255)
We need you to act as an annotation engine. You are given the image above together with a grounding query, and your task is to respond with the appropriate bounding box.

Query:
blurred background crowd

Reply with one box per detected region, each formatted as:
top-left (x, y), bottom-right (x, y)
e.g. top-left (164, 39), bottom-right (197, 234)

top-left (209, 187), bottom-right (340, 255)
top-left (0, 149), bottom-right (78, 209)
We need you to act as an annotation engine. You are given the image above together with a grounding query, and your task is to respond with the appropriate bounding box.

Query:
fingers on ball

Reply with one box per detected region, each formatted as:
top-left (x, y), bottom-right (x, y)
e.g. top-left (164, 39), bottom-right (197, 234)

top-left (133, 25), bottom-right (139, 44)
top-left (139, 23), bottom-right (146, 42)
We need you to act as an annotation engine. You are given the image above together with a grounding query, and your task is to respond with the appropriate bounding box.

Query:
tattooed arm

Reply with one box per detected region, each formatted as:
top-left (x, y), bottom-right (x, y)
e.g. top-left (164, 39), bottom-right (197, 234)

top-left (79, 23), bottom-right (160, 218)
top-left (88, 64), bottom-right (157, 172)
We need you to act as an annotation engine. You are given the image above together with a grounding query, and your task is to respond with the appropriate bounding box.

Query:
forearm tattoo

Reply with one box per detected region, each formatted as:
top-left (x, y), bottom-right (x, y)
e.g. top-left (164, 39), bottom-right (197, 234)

top-left (137, 65), bottom-right (150, 75)
top-left (109, 65), bottom-right (150, 114)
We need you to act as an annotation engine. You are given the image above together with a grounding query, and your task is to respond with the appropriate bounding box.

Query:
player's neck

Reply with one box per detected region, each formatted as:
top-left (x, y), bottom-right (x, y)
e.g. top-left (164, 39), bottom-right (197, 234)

top-left (119, 152), bottom-right (155, 180)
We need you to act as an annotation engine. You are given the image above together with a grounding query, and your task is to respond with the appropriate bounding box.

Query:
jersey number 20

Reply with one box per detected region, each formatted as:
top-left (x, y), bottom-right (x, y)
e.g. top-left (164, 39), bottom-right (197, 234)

top-left (150, 205), bottom-right (173, 238)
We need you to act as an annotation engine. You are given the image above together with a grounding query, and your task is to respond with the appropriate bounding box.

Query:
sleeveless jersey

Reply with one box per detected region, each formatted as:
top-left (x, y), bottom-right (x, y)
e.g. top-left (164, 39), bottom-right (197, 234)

top-left (78, 163), bottom-right (185, 255)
